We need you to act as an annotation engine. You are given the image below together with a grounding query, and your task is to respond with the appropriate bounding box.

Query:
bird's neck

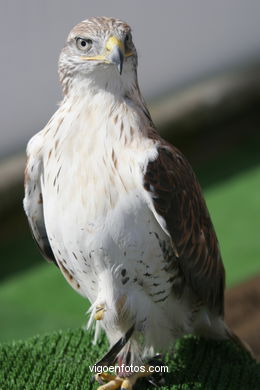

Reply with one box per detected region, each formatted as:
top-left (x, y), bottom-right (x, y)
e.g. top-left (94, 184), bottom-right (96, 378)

top-left (60, 70), bottom-right (152, 136)
top-left (55, 76), bottom-right (153, 153)
top-left (62, 63), bottom-right (143, 102)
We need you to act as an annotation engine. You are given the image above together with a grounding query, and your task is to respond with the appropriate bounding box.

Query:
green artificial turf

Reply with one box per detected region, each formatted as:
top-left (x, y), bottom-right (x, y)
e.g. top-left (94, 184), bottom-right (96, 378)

top-left (0, 329), bottom-right (259, 390)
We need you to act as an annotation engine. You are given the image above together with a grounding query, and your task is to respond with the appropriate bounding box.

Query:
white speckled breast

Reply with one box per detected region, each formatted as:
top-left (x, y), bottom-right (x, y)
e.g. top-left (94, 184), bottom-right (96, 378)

top-left (37, 91), bottom-right (192, 355)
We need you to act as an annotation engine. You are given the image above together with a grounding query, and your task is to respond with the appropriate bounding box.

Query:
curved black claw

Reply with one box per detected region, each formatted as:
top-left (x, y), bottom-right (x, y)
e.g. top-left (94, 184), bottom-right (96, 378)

top-left (147, 376), bottom-right (166, 388)
top-left (95, 374), bottom-right (105, 385)
top-left (145, 354), bottom-right (167, 387)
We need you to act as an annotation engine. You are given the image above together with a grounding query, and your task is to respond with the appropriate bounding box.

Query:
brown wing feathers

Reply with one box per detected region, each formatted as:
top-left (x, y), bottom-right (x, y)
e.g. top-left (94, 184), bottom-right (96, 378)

top-left (144, 139), bottom-right (225, 316)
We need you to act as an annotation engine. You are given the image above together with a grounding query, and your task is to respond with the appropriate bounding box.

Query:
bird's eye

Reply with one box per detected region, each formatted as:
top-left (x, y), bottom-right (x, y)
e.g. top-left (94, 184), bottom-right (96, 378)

top-left (76, 37), bottom-right (93, 51)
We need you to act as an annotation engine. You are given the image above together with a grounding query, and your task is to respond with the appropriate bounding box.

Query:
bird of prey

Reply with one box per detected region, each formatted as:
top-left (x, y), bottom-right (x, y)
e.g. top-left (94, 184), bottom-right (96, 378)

top-left (24, 16), bottom-right (244, 390)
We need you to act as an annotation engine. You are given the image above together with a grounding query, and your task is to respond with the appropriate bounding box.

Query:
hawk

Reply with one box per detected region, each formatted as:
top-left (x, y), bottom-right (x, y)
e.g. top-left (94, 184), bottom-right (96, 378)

top-left (24, 16), bottom-right (243, 390)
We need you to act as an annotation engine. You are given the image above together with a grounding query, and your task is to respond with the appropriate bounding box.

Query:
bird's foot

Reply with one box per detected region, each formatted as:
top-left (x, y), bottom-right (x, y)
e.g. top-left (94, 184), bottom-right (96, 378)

top-left (95, 372), bottom-right (122, 390)
top-left (94, 372), bottom-right (118, 386)
top-left (95, 365), bottom-right (152, 390)
top-left (95, 304), bottom-right (106, 320)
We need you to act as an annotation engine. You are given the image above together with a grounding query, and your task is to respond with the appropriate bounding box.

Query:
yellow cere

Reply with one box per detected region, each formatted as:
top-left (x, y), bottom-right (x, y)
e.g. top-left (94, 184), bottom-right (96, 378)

top-left (105, 36), bottom-right (124, 53)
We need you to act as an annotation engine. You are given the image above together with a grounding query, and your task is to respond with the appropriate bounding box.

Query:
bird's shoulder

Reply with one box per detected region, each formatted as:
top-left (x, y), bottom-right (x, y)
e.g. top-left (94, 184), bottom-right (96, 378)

top-left (26, 129), bottom-right (46, 162)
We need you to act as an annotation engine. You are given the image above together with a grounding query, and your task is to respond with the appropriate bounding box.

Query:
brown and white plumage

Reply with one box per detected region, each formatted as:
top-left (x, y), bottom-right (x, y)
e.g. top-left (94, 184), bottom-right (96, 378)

top-left (24, 16), bottom-right (239, 387)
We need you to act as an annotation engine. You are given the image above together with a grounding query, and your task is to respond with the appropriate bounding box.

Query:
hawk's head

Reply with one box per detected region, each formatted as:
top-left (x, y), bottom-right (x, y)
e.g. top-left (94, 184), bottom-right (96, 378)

top-left (59, 17), bottom-right (138, 95)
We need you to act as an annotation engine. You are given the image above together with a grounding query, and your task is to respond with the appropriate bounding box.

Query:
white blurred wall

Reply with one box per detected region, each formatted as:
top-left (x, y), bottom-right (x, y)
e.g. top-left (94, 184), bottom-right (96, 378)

top-left (1, 0), bottom-right (260, 157)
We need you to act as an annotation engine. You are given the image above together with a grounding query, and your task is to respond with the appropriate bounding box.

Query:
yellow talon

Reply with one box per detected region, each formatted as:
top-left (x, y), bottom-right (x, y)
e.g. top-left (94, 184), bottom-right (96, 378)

top-left (97, 377), bottom-right (123, 390)
top-left (121, 378), bottom-right (132, 390)
top-left (95, 364), bottom-right (152, 390)
top-left (95, 372), bottom-right (117, 384)
top-left (95, 304), bottom-right (106, 320)
top-left (120, 365), bottom-right (151, 389)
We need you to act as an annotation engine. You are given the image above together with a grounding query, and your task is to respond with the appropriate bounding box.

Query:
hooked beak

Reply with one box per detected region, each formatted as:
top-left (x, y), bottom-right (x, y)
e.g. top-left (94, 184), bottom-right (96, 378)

top-left (81, 36), bottom-right (133, 75)
top-left (105, 36), bottom-right (125, 74)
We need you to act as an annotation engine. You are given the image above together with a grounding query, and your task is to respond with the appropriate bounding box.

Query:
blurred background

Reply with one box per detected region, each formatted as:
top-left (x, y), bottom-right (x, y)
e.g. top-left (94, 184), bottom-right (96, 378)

top-left (0, 1), bottom-right (259, 357)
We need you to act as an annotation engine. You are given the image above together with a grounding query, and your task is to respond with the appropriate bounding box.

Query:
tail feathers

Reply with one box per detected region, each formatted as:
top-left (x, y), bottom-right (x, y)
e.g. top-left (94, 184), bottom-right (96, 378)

top-left (194, 313), bottom-right (255, 359)
top-left (225, 326), bottom-right (255, 358)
